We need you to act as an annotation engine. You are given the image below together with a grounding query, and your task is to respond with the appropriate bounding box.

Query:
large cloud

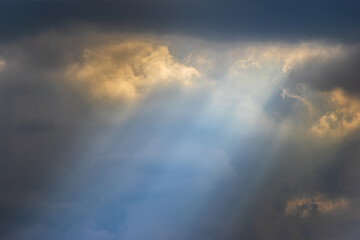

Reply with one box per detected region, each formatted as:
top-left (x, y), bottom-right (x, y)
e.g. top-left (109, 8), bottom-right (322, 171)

top-left (1, 31), bottom-right (360, 240)
top-left (66, 40), bottom-right (199, 101)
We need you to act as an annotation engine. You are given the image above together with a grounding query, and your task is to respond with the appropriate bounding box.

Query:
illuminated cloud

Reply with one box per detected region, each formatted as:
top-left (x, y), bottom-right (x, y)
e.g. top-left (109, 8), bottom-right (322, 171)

top-left (281, 88), bottom-right (313, 112)
top-left (66, 40), bottom-right (200, 101)
top-left (311, 89), bottom-right (360, 139)
top-left (285, 195), bottom-right (350, 218)
top-left (229, 43), bottom-right (342, 74)
top-left (0, 59), bottom-right (6, 71)
top-left (276, 44), bottom-right (342, 73)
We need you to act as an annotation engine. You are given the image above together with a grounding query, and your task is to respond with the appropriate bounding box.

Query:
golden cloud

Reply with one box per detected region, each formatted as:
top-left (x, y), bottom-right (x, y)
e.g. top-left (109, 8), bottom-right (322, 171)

top-left (0, 59), bottom-right (6, 71)
top-left (285, 195), bottom-right (350, 218)
top-left (66, 40), bottom-right (200, 101)
top-left (311, 89), bottom-right (360, 138)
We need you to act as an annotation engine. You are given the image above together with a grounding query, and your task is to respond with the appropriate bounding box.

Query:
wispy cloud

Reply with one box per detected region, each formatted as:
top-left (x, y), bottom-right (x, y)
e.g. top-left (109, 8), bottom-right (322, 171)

top-left (285, 195), bottom-right (350, 217)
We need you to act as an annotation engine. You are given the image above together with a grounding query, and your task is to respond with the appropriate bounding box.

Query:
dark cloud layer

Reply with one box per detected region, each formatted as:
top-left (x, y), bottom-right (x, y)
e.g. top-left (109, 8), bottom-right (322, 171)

top-left (287, 47), bottom-right (360, 94)
top-left (0, 36), bottom-right (97, 238)
top-left (1, 0), bottom-right (360, 42)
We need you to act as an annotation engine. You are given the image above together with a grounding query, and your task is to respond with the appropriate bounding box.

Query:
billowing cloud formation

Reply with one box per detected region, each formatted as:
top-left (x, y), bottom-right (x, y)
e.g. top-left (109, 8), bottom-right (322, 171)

top-left (66, 40), bottom-right (199, 101)
top-left (311, 89), bottom-right (360, 139)
top-left (1, 31), bottom-right (360, 240)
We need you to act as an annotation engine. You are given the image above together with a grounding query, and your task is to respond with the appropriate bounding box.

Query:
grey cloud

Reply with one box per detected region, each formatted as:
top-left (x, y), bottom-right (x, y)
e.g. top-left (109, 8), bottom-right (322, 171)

top-left (315, 132), bottom-right (360, 198)
top-left (0, 35), bottom-right (99, 238)
top-left (287, 46), bottom-right (360, 94)
top-left (1, 0), bottom-right (360, 43)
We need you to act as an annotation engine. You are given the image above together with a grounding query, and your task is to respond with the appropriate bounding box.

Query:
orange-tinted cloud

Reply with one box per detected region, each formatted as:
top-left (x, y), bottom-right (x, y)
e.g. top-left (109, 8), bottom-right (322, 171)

top-left (66, 40), bottom-right (199, 101)
top-left (285, 195), bottom-right (350, 218)
top-left (311, 89), bottom-right (360, 139)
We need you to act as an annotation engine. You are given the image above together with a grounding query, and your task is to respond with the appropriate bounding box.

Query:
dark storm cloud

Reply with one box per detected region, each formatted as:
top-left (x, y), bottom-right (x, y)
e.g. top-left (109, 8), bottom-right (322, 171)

top-left (0, 35), bottom-right (100, 238)
top-left (315, 131), bottom-right (360, 198)
top-left (1, 0), bottom-right (360, 42)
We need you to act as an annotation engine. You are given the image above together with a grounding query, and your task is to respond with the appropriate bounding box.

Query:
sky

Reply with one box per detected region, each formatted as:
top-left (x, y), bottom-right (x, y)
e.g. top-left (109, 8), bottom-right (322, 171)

top-left (1, 1), bottom-right (360, 240)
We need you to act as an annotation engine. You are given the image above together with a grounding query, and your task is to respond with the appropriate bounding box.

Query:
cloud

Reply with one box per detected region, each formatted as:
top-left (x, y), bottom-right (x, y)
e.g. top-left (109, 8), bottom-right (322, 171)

top-left (1, 31), bottom-right (360, 240)
top-left (287, 46), bottom-right (360, 94)
top-left (1, 0), bottom-right (360, 42)
top-left (66, 40), bottom-right (199, 101)
top-left (285, 195), bottom-right (350, 218)
top-left (232, 43), bottom-right (342, 73)
top-left (0, 59), bottom-right (6, 70)
top-left (281, 88), bottom-right (313, 112)
top-left (311, 89), bottom-right (360, 139)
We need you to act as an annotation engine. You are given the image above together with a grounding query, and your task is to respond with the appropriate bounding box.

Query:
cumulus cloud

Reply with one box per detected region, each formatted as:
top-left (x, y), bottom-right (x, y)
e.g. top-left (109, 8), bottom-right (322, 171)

top-left (310, 89), bottom-right (360, 139)
top-left (66, 40), bottom-right (199, 101)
